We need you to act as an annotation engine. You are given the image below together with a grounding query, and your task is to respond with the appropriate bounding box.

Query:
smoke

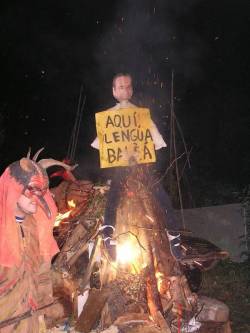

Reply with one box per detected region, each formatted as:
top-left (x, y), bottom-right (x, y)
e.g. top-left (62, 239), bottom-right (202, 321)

top-left (83, 0), bottom-right (207, 178)
top-left (93, 0), bottom-right (205, 91)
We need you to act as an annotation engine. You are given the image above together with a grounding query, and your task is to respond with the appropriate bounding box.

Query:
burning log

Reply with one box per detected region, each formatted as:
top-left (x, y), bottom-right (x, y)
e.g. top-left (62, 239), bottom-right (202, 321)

top-left (47, 169), bottom-right (231, 332)
top-left (45, 182), bottom-right (107, 328)
top-left (52, 180), bottom-right (107, 272)
top-left (78, 236), bottom-right (102, 293)
top-left (95, 169), bottom-right (196, 331)
top-left (146, 265), bottom-right (171, 333)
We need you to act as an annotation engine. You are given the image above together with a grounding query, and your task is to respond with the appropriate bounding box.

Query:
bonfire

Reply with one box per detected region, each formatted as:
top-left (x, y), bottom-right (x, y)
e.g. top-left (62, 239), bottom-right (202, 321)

top-left (45, 168), bottom-right (231, 333)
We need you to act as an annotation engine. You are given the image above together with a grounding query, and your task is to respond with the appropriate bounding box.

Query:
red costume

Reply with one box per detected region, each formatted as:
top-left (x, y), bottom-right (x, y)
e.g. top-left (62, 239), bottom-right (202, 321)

top-left (0, 152), bottom-right (74, 332)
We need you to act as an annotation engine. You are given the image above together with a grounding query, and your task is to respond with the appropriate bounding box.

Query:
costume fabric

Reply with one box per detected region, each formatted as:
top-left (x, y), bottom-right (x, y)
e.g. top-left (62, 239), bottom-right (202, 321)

top-left (0, 167), bottom-right (59, 332)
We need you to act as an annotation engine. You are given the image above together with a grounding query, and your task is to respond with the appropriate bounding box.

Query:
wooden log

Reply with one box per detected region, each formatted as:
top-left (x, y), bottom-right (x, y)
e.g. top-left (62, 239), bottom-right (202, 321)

top-left (54, 223), bottom-right (88, 270)
top-left (115, 320), bottom-right (170, 333)
top-left (66, 241), bottom-right (89, 268)
top-left (78, 236), bottom-right (102, 293)
top-left (75, 288), bottom-right (110, 333)
top-left (100, 275), bottom-right (148, 329)
top-left (116, 323), bottom-right (161, 333)
top-left (168, 275), bottom-right (196, 312)
top-left (146, 267), bottom-right (171, 333)
top-left (114, 313), bottom-right (151, 326)
top-left (146, 263), bottom-right (163, 319)
top-left (43, 301), bottom-right (70, 329)
top-left (101, 284), bottom-right (127, 329)
top-left (143, 191), bottom-right (197, 312)
top-left (66, 221), bottom-right (101, 269)
top-left (99, 326), bottom-right (119, 333)
top-left (52, 269), bottom-right (76, 300)
top-left (154, 311), bottom-right (171, 333)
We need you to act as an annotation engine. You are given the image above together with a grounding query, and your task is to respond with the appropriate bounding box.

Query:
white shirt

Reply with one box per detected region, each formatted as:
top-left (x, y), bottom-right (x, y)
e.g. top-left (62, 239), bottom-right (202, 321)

top-left (91, 101), bottom-right (167, 150)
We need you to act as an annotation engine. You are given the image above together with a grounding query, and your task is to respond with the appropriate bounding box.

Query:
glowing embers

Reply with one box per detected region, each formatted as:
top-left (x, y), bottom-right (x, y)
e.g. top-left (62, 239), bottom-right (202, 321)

top-left (54, 200), bottom-right (76, 227)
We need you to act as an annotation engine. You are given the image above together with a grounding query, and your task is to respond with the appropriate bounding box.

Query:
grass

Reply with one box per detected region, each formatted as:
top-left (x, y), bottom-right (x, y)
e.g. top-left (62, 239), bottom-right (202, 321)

top-left (200, 259), bottom-right (250, 332)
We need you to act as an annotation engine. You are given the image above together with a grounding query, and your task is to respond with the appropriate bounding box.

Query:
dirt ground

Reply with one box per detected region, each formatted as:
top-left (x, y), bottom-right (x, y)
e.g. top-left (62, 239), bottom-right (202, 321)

top-left (200, 259), bottom-right (250, 333)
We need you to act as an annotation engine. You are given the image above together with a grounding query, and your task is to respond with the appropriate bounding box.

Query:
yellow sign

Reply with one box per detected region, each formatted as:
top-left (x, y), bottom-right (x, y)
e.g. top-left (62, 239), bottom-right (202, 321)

top-left (95, 107), bottom-right (156, 168)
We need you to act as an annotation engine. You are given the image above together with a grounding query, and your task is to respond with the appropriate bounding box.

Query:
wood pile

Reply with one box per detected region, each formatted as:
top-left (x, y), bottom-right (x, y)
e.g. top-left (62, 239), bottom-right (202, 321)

top-left (45, 173), bottom-right (231, 333)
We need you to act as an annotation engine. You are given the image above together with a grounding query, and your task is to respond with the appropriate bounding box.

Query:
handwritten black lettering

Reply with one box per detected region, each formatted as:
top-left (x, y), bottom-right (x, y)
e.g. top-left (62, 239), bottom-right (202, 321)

top-left (122, 115), bottom-right (131, 128)
top-left (112, 131), bottom-right (120, 142)
top-left (104, 134), bottom-right (112, 144)
top-left (130, 129), bottom-right (137, 141)
top-left (114, 114), bottom-right (122, 127)
top-left (133, 112), bottom-right (138, 127)
top-left (107, 148), bottom-right (116, 163)
top-left (145, 129), bottom-right (153, 143)
top-left (117, 148), bottom-right (122, 161)
top-left (143, 145), bottom-right (152, 160)
top-left (121, 130), bottom-right (130, 142)
top-left (106, 116), bottom-right (114, 128)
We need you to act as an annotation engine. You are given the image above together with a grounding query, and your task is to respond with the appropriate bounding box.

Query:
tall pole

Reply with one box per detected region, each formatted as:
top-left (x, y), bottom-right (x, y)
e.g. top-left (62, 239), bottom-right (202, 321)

top-left (171, 70), bottom-right (185, 229)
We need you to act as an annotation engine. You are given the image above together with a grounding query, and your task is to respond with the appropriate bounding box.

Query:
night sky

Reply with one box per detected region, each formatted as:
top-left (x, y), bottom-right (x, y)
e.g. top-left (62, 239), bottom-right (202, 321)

top-left (1, 0), bottom-right (250, 198)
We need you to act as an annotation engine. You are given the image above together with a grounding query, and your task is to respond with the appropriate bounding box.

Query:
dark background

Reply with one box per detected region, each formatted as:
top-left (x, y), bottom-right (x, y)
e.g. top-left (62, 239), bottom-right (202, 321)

top-left (0, 0), bottom-right (249, 206)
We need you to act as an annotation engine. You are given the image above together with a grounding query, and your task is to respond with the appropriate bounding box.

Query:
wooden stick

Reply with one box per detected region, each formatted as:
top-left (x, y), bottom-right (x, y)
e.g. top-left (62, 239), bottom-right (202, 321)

top-left (78, 236), bottom-right (102, 293)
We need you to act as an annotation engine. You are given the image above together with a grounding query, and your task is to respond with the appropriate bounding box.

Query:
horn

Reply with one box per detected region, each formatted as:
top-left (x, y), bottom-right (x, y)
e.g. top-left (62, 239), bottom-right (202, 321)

top-left (26, 147), bottom-right (31, 159)
top-left (20, 158), bottom-right (34, 172)
top-left (32, 147), bottom-right (45, 162)
top-left (38, 158), bottom-right (78, 171)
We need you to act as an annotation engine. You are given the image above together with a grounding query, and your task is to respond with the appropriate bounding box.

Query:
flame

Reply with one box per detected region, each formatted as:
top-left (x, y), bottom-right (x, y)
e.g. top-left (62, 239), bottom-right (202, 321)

top-left (68, 199), bottom-right (76, 208)
top-left (117, 242), bottom-right (139, 264)
top-left (116, 238), bottom-right (143, 273)
top-left (155, 271), bottom-right (164, 291)
top-left (54, 199), bottom-right (76, 227)
top-left (54, 211), bottom-right (71, 227)
top-left (155, 271), bottom-right (168, 294)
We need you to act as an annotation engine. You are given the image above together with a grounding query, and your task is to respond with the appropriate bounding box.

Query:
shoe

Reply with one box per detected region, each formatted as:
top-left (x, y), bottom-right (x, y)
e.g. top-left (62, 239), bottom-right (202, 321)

top-left (99, 225), bottom-right (117, 261)
top-left (167, 231), bottom-right (183, 260)
top-left (104, 238), bottom-right (117, 261)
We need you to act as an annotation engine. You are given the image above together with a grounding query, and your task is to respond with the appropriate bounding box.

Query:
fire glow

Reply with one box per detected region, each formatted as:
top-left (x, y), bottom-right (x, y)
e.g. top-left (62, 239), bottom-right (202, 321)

top-left (116, 238), bottom-right (143, 273)
top-left (155, 271), bottom-right (165, 294)
top-left (54, 200), bottom-right (76, 227)
top-left (68, 199), bottom-right (76, 208)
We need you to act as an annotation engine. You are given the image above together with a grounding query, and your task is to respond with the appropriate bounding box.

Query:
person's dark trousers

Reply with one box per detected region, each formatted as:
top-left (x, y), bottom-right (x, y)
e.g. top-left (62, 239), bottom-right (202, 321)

top-left (103, 168), bottom-right (129, 236)
top-left (102, 168), bottom-right (129, 260)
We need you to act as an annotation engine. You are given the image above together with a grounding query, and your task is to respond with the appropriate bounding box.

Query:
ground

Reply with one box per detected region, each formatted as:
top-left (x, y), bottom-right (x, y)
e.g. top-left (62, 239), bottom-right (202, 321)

top-left (200, 259), bottom-right (250, 333)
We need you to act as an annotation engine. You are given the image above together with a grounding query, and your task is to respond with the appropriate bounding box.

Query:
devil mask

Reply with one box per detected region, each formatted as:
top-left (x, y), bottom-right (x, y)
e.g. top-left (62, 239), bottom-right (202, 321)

top-left (9, 148), bottom-right (76, 219)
